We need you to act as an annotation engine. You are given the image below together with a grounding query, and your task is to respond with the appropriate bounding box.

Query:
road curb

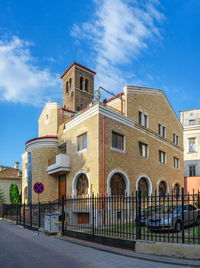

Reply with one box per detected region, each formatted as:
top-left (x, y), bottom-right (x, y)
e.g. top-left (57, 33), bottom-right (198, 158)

top-left (56, 235), bottom-right (200, 267)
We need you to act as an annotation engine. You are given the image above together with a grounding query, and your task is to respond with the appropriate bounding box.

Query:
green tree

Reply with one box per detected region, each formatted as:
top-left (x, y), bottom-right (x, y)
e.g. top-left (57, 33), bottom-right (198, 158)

top-left (0, 186), bottom-right (5, 204)
top-left (9, 183), bottom-right (20, 204)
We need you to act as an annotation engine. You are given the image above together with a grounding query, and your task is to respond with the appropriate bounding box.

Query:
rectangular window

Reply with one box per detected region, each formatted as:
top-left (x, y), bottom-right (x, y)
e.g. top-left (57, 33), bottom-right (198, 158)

top-left (159, 150), bottom-right (166, 164)
top-left (188, 138), bottom-right (196, 152)
top-left (112, 131), bottom-right (124, 151)
top-left (139, 142), bottom-right (148, 158)
top-left (189, 119), bottom-right (195, 126)
top-left (173, 133), bottom-right (179, 145)
top-left (138, 111), bottom-right (148, 128)
top-left (138, 111), bottom-right (142, 125)
top-left (144, 114), bottom-right (148, 128)
top-left (158, 123), bottom-right (166, 137)
top-left (174, 157), bottom-right (179, 168)
top-left (189, 165), bottom-right (196, 176)
top-left (77, 133), bottom-right (87, 151)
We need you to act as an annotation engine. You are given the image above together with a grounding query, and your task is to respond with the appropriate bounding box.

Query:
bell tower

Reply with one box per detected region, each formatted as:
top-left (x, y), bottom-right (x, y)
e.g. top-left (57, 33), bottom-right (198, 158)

top-left (60, 62), bottom-right (96, 112)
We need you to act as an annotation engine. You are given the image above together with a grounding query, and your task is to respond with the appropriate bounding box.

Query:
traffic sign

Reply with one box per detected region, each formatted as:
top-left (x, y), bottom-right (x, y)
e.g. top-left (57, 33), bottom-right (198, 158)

top-left (33, 182), bottom-right (44, 194)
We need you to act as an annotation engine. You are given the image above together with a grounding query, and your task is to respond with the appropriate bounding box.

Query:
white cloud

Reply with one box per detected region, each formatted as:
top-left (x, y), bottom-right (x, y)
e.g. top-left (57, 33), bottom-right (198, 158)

top-left (0, 36), bottom-right (60, 105)
top-left (72, 0), bottom-right (164, 93)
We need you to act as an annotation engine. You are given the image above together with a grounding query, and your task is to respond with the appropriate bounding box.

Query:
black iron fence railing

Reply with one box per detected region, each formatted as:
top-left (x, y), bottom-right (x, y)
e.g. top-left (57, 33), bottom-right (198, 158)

top-left (1, 189), bottom-right (200, 245)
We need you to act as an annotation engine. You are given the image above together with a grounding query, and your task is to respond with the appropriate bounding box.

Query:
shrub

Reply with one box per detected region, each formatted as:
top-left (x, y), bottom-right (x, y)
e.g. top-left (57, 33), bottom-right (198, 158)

top-left (9, 183), bottom-right (20, 204)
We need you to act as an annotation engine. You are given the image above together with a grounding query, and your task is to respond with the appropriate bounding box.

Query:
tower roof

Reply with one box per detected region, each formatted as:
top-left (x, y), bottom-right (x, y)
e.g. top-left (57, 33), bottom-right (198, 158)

top-left (60, 62), bottom-right (96, 78)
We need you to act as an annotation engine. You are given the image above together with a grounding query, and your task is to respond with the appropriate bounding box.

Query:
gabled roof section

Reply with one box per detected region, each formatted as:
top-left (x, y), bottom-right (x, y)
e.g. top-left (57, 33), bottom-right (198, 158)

top-left (124, 85), bottom-right (183, 129)
top-left (60, 62), bottom-right (96, 78)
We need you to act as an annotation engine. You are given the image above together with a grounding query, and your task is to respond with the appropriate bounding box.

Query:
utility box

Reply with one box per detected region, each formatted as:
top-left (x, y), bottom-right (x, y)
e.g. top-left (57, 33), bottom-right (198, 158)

top-left (44, 213), bottom-right (59, 233)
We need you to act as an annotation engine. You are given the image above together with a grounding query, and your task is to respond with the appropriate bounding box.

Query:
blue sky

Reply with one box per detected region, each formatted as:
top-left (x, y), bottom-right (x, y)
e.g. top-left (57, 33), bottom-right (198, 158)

top-left (0, 0), bottom-right (200, 167)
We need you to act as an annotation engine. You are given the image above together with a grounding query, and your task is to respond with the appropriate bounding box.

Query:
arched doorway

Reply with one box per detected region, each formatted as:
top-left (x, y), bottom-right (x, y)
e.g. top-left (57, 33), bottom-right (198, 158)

top-left (158, 181), bottom-right (167, 197)
top-left (138, 177), bottom-right (149, 198)
top-left (110, 173), bottom-right (126, 195)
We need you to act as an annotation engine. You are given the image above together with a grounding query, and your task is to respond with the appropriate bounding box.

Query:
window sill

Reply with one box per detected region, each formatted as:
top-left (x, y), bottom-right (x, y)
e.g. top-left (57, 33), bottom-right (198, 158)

top-left (111, 147), bottom-right (126, 153)
top-left (159, 162), bottom-right (167, 166)
top-left (138, 155), bottom-right (149, 160)
top-left (76, 148), bottom-right (87, 154)
top-left (187, 151), bottom-right (198, 154)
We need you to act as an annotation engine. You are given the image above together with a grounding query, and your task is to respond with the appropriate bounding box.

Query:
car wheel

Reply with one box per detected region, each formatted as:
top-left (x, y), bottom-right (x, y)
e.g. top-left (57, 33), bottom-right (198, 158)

top-left (196, 216), bottom-right (200, 226)
top-left (174, 220), bottom-right (182, 232)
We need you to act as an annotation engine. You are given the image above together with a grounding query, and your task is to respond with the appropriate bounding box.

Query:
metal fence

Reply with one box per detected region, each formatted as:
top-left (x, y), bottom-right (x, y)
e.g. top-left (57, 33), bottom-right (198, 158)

top-left (1, 189), bottom-right (200, 245)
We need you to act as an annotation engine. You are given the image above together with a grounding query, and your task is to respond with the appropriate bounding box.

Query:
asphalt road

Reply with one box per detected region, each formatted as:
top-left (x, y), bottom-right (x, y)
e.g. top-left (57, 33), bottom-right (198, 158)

top-left (0, 221), bottom-right (193, 268)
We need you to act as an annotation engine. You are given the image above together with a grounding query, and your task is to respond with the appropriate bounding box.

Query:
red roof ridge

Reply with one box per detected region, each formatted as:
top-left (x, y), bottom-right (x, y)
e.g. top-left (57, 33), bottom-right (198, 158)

top-left (106, 92), bottom-right (124, 103)
top-left (60, 107), bottom-right (75, 114)
top-left (60, 62), bottom-right (96, 78)
top-left (25, 135), bottom-right (57, 145)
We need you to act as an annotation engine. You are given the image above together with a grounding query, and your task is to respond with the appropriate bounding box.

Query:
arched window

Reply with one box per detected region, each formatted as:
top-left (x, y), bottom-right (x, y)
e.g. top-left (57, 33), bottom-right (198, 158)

top-left (159, 181), bottom-right (167, 197)
top-left (80, 77), bottom-right (83, 90)
top-left (110, 173), bottom-right (126, 195)
top-left (69, 78), bottom-right (72, 91)
top-left (66, 81), bottom-right (69, 93)
top-left (76, 173), bottom-right (89, 196)
top-left (85, 79), bottom-right (89, 91)
top-left (138, 177), bottom-right (149, 198)
top-left (174, 183), bottom-right (180, 198)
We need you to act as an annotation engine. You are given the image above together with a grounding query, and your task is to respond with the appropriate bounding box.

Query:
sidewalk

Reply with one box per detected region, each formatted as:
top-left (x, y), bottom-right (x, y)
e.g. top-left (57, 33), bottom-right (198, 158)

top-left (57, 234), bottom-right (200, 267)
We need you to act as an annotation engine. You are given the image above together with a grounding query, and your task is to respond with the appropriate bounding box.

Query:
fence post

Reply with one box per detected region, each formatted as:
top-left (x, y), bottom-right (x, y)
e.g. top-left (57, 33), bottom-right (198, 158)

top-left (61, 196), bottom-right (65, 235)
top-left (136, 191), bottom-right (141, 240)
top-left (92, 195), bottom-right (95, 236)
top-left (16, 204), bottom-right (19, 225)
top-left (19, 202), bottom-right (22, 225)
top-left (23, 203), bottom-right (25, 227)
top-left (30, 202), bottom-right (32, 229)
top-left (181, 187), bottom-right (185, 244)
top-left (38, 202), bottom-right (41, 228)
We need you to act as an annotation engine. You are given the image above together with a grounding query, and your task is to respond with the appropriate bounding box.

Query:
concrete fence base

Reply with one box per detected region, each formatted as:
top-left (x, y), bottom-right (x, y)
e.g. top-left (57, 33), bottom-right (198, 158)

top-left (135, 240), bottom-right (200, 260)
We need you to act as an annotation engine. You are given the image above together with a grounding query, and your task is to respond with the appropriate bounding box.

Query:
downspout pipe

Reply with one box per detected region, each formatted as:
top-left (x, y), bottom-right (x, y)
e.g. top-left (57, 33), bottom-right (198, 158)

top-left (101, 116), bottom-right (106, 197)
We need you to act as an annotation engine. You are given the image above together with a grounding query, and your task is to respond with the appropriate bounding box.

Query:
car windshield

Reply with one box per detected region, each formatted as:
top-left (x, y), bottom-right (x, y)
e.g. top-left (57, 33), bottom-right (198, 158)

top-left (159, 205), bottom-right (181, 214)
top-left (142, 206), bottom-right (163, 214)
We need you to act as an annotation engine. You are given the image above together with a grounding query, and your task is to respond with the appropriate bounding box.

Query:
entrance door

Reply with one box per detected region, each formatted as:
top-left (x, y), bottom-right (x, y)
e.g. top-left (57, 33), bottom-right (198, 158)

top-left (58, 175), bottom-right (66, 200)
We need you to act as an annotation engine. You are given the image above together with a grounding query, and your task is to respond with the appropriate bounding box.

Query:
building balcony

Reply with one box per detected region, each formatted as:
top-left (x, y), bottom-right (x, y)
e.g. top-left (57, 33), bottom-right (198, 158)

top-left (47, 154), bottom-right (71, 175)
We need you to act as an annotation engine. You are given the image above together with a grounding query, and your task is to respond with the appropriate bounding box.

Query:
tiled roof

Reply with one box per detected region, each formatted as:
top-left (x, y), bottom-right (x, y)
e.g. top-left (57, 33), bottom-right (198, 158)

top-left (0, 167), bottom-right (21, 179)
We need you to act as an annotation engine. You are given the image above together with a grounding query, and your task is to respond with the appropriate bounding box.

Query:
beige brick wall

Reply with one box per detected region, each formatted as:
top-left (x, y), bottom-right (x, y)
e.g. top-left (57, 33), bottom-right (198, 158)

top-left (0, 178), bottom-right (21, 204)
top-left (62, 113), bottom-right (100, 196)
top-left (38, 103), bottom-right (62, 137)
top-left (125, 92), bottom-right (183, 146)
top-left (99, 114), bottom-right (183, 195)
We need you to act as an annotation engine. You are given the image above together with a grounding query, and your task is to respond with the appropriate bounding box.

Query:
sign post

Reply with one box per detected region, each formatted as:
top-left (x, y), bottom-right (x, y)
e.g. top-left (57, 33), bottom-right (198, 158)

top-left (33, 182), bottom-right (44, 236)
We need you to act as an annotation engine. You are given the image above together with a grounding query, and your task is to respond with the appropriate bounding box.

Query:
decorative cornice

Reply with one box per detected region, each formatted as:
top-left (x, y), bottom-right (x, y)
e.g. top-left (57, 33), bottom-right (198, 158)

top-left (26, 137), bottom-right (58, 151)
top-left (124, 85), bottom-right (162, 95)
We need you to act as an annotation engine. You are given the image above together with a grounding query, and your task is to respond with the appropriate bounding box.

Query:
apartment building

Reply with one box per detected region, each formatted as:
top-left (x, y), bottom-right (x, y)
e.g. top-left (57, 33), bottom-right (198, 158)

top-left (22, 62), bottom-right (184, 208)
top-left (180, 108), bottom-right (200, 193)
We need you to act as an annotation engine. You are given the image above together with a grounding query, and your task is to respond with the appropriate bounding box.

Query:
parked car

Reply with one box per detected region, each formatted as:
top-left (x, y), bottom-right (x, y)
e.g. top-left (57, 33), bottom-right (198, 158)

top-left (147, 204), bottom-right (200, 232)
top-left (140, 206), bottom-right (163, 226)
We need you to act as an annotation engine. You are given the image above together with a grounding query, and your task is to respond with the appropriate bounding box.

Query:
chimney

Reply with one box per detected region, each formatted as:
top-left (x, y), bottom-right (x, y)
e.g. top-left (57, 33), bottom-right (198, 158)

top-left (14, 162), bottom-right (19, 170)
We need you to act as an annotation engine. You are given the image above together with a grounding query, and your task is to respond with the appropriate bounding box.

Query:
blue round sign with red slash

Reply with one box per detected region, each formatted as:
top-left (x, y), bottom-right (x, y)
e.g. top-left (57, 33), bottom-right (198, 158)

top-left (33, 182), bottom-right (44, 194)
